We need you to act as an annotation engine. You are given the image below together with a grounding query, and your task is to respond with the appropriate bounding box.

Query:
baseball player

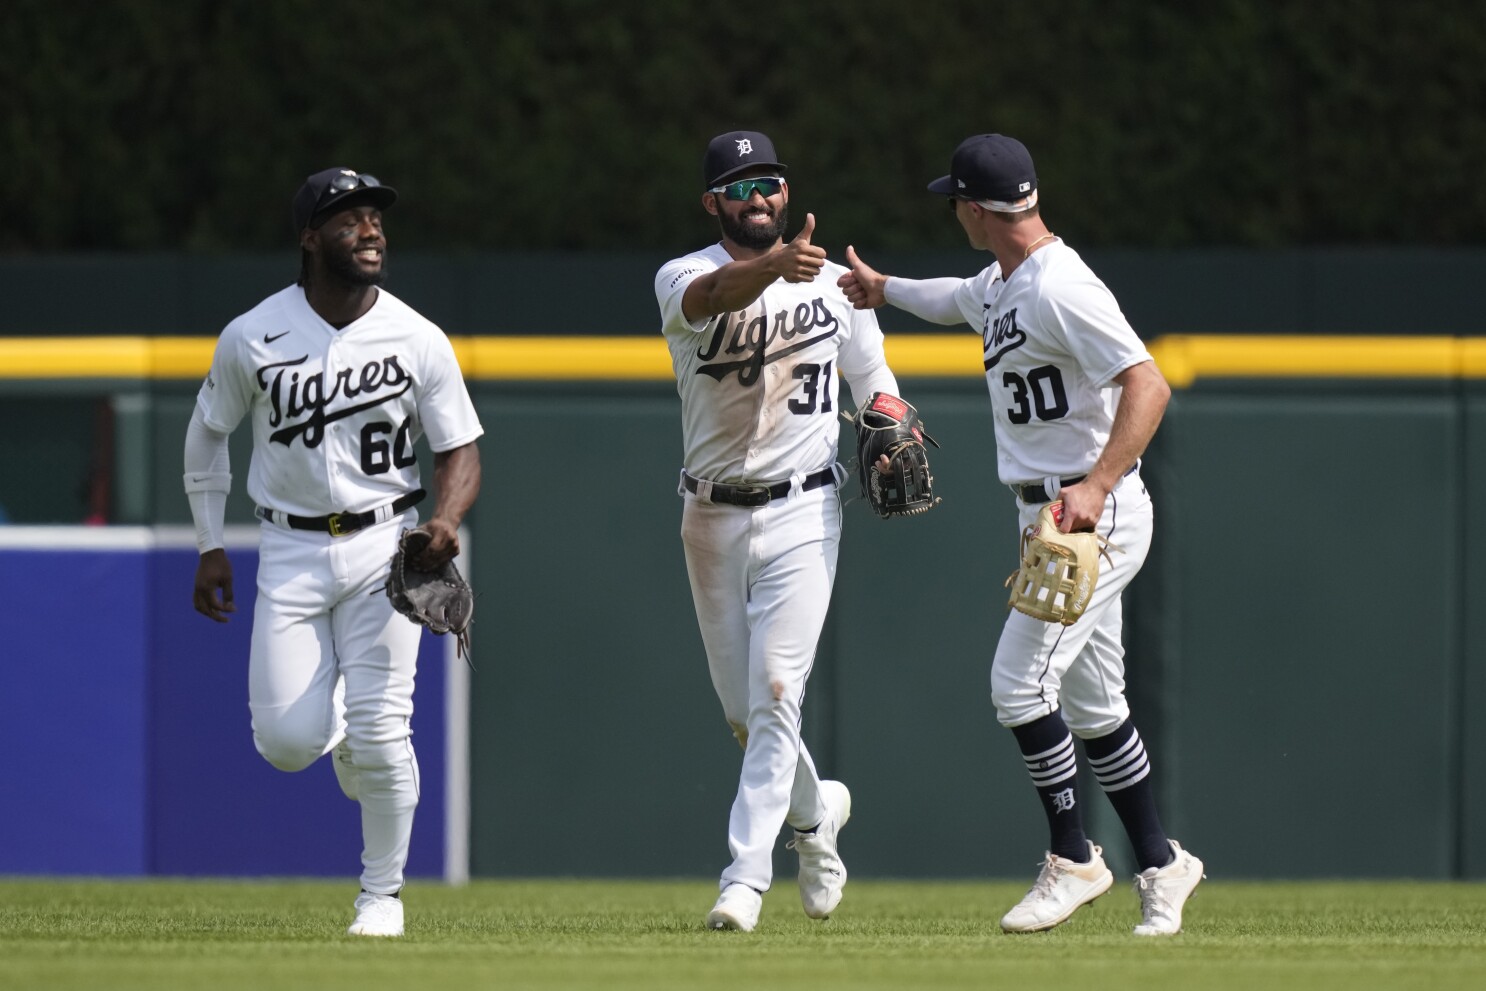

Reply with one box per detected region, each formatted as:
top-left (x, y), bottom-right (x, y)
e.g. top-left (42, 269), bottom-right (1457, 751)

top-left (185, 167), bottom-right (483, 937)
top-left (838, 134), bottom-right (1204, 936)
top-left (655, 130), bottom-right (904, 932)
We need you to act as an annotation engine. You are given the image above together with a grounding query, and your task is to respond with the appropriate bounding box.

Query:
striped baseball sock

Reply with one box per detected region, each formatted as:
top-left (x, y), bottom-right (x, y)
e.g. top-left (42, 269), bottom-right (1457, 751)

top-left (1083, 720), bottom-right (1172, 871)
top-left (1010, 711), bottom-right (1088, 862)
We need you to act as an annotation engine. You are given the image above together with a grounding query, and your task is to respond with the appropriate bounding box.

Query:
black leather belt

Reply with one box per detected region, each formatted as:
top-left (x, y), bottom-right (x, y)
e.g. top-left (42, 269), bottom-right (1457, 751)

top-left (258, 489), bottom-right (426, 536)
top-left (683, 468), bottom-right (836, 507)
top-left (1014, 464), bottom-right (1137, 504)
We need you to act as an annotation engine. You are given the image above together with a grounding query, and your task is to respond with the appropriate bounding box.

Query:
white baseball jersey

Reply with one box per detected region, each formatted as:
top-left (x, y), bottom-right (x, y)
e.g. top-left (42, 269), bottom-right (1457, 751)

top-left (655, 244), bottom-right (898, 482)
top-left (197, 285), bottom-right (483, 516)
top-left (945, 241), bottom-right (1152, 485)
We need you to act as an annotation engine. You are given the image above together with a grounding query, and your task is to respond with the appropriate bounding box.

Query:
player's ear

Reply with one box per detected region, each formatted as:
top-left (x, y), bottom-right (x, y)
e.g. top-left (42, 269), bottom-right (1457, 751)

top-left (702, 191), bottom-right (720, 217)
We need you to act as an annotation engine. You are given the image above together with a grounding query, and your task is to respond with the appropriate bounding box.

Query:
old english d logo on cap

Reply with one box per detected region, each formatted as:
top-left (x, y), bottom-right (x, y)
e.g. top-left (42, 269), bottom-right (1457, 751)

top-left (704, 130), bottom-right (788, 188)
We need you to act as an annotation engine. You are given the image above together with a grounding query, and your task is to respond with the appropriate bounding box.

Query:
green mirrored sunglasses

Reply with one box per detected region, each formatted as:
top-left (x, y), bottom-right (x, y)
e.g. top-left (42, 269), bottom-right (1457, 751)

top-left (708, 177), bottom-right (784, 201)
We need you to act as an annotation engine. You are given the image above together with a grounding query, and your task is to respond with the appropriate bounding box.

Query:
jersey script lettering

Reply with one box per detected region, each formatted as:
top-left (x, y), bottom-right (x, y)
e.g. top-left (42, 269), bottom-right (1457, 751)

top-left (983, 306), bottom-right (1027, 371)
top-left (695, 296), bottom-right (841, 385)
top-left (254, 354), bottom-right (413, 448)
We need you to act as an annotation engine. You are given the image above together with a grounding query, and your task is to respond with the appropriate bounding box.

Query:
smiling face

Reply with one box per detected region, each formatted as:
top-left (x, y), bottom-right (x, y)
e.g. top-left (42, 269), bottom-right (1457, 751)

top-left (305, 205), bottom-right (387, 287)
top-left (705, 169), bottom-right (790, 252)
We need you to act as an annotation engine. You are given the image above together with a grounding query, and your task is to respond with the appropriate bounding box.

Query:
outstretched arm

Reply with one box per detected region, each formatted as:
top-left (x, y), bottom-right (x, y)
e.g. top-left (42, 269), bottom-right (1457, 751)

top-left (838, 245), bottom-right (966, 325)
top-left (682, 214), bottom-right (826, 322)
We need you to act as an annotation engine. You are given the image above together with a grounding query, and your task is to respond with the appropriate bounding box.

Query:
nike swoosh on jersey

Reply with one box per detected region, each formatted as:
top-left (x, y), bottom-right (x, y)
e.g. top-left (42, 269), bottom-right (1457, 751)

top-left (264, 331), bottom-right (291, 343)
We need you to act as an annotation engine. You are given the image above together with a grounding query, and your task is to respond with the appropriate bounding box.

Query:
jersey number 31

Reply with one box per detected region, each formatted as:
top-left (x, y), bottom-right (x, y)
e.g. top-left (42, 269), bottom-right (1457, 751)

top-left (788, 361), bottom-right (834, 415)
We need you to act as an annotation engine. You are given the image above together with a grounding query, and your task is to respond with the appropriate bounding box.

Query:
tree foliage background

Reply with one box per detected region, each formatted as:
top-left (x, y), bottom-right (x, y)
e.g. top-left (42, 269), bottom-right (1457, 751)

top-left (3, 0), bottom-right (1481, 254)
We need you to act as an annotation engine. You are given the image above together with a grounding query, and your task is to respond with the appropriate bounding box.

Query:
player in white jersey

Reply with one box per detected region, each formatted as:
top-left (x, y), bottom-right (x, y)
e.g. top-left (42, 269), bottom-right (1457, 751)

top-left (185, 168), bottom-right (483, 937)
top-left (838, 135), bottom-right (1204, 936)
top-left (655, 131), bottom-right (904, 932)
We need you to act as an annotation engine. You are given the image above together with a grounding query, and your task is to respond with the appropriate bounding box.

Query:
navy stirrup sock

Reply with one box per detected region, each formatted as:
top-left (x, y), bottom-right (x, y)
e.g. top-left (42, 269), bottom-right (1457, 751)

top-left (1011, 712), bottom-right (1088, 862)
top-left (1083, 720), bottom-right (1172, 871)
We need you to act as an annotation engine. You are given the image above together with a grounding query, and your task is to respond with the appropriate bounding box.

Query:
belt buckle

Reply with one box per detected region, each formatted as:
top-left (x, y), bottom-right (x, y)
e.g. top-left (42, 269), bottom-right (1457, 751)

top-left (326, 512), bottom-right (351, 537)
top-left (732, 484), bottom-right (771, 507)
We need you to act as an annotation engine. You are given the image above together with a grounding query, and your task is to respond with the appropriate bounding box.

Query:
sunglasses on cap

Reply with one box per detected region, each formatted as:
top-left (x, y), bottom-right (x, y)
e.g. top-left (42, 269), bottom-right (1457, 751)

top-left (315, 171), bottom-right (384, 211)
top-left (708, 176), bottom-right (784, 201)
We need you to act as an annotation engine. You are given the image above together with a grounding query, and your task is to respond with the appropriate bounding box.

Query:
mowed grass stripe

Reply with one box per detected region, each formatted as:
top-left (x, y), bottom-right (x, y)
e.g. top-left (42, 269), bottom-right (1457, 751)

top-left (2, 878), bottom-right (1485, 991)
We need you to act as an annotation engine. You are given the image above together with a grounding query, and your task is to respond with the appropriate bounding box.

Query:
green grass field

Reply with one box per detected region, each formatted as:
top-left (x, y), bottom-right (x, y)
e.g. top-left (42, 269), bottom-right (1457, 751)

top-left (4, 877), bottom-right (1485, 991)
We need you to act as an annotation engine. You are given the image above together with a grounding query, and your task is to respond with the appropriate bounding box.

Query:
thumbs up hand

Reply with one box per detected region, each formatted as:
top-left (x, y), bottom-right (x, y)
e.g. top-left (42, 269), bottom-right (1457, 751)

top-left (837, 245), bottom-right (888, 309)
top-left (776, 213), bottom-right (827, 284)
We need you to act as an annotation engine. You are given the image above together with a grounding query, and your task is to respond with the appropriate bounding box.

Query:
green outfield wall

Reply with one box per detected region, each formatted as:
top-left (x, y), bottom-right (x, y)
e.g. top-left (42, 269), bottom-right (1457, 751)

top-left (1, 337), bottom-right (1481, 881)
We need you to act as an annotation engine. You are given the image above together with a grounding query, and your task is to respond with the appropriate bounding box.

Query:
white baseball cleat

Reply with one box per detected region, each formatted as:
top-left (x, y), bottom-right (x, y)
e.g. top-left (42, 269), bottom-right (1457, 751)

top-left (787, 779), bottom-right (852, 919)
top-left (706, 883), bottom-right (763, 932)
top-left (347, 892), bottom-right (404, 937)
top-left (1133, 840), bottom-right (1205, 936)
top-left (331, 738), bottom-right (359, 801)
top-left (1000, 841), bottom-right (1114, 933)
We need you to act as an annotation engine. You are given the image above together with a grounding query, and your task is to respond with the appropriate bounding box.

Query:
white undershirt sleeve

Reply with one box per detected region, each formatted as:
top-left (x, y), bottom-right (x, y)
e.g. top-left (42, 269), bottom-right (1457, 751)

top-left (183, 406), bottom-right (233, 553)
top-left (883, 277), bottom-right (968, 326)
top-left (841, 360), bottom-right (900, 411)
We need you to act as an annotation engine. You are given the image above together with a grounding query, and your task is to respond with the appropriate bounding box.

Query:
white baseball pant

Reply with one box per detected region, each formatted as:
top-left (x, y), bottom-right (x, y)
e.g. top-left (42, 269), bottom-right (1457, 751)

top-left (681, 475), bottom-right (839, 893)
top-left (248, 510), bottom-right (423, 896)
top-left (991, 471), bottom-right (1154, 737)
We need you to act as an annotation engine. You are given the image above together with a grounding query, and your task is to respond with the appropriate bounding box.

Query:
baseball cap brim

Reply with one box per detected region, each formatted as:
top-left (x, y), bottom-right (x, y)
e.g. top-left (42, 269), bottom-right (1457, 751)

top-left (709, 161), bottom-right (788, 188)
top-left (309, 186), bottom-right (397, 228)
top-left (926, 175), bottom-right (956, 195)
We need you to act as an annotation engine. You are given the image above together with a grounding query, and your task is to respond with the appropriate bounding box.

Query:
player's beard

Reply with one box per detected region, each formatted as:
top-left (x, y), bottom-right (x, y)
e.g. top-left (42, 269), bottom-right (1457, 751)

top-left (324, 245), bottom-right (388, 288)
top-left (720, 202), bottom-right (789, 251)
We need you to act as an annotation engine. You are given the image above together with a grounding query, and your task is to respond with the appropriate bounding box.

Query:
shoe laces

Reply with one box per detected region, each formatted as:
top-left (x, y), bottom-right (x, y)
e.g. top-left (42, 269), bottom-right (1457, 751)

top-left (1134, 874), bottom-right (1171, 924)
top-left (787, 824), bottom-right (838, 870)
top-left (1026, 854), bottom-right (1069, 899)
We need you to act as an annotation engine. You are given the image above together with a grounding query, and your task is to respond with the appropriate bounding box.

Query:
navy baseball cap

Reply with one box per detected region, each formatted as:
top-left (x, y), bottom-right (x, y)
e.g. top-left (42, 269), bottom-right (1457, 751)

top-left (704, 131), bottom-right (788, 189)
top-left (292, 167), bottom-right (398, 231)
top-left (927, 134), bottom-right (1038, 209)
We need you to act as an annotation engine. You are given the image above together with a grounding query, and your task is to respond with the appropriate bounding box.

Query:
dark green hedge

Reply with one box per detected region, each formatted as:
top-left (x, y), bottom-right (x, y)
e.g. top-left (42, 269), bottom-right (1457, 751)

top-left (3, 1), bottom-right (1481, 252)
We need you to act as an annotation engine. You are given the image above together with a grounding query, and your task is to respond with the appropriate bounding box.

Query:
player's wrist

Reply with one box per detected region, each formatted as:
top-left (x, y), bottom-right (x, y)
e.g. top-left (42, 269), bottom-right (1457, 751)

top-left (1080, 465), bottom-right (1121, 495)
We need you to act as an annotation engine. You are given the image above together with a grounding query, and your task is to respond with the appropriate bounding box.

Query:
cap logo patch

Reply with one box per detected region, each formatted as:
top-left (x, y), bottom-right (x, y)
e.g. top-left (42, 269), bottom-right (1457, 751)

top-left (736, 138), bottom-right (753, 156)
top-left (1018, 181), bottom-right (1031, 193)
top-left (956, 179), bottom-right (966, 189)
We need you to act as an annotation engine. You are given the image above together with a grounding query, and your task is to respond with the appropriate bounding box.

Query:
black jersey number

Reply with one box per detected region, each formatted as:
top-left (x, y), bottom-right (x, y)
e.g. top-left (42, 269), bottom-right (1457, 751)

top-left (788, 360), bottom-right (835, 415)
top-left (1003, 365), bottom-right (1070, 424)
top-left (361, 417), bottom-right (418, 474)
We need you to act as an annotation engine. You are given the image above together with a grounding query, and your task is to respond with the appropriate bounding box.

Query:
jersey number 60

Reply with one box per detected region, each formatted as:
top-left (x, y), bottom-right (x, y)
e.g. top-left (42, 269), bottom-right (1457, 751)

top-left (360, 417), bottom-right (418, 474)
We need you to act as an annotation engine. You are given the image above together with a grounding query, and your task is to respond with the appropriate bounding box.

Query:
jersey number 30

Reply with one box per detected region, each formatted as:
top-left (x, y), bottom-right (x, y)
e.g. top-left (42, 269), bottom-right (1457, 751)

top-left (1003, 365), bottom-right (1069, 424)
